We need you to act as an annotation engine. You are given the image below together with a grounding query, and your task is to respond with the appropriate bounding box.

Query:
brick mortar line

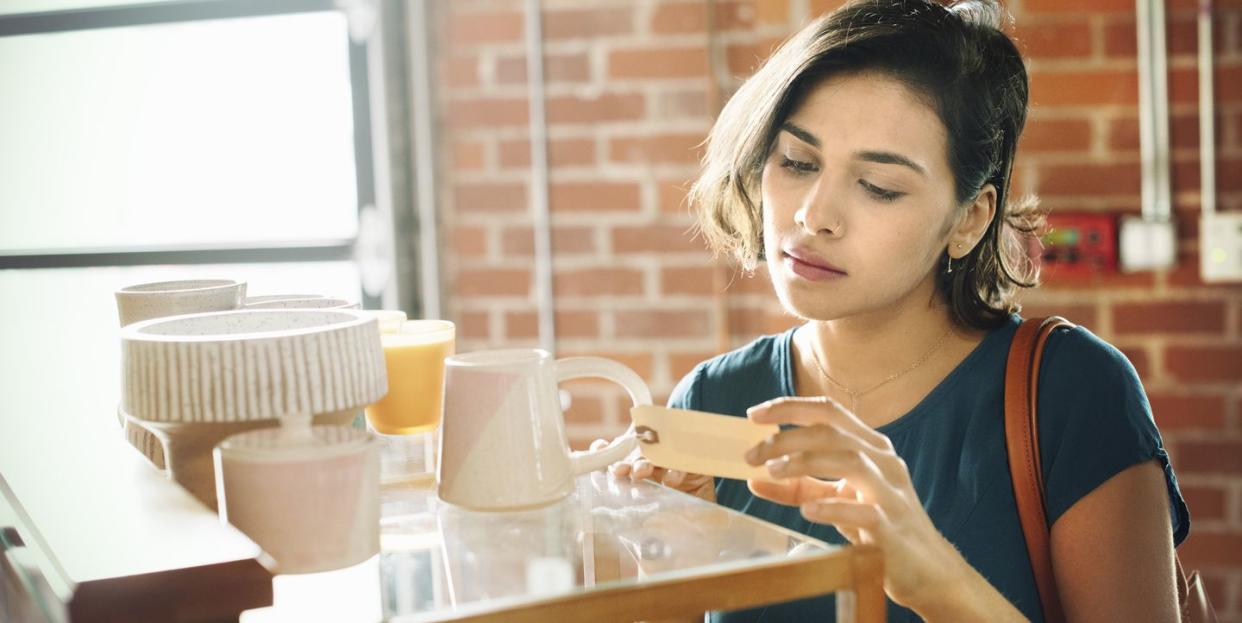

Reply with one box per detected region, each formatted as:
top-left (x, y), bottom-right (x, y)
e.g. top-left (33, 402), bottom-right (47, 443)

top-left (1228, 297), bottom-right (1242, 341)
top-left (455, 255), bottom-right (710, 272)
top-left (442, 79), bottom-right (714, 99)
top-left (446, 31), bottom-right (780, 59)
top-left (448, 125), bottom-right (684, 140)
top-left (1089, 110), bottom-right (1110, 159)
top-left (571, 337), bottom-right (722, 351)
top-left (1111, 334), bottom-right (1242, 346)
top-left (1027, 105), bottom-right (1142, 119)
top-left (486, 306), bottom-right (504, 343)
top-left (1021, 152), bottom-right (1147, 164)
top-left (1231, 480), bottom-right (1242, 529)
top-left (1089, 14), bottom-right (1107, 63)
top-left (1141, 387), bottom-right (1242, 400)
top-left (1165, 431), bottom-right (1242, 444)
top-left (450, 162), bottom-right (702, 179)
top-left (1026, 57), bottom-right (1141, 71)
top-left (1228, 384), bottom-right (1241, 435)
top-left (442, 117), bottom-right (716, 136)
top-left (450, 210), bottom-right (698, 227)
top-left (1145, 336), bottom-right (1167, 381)
top-left (451, 297), bottom-right (716, 312)
top-left (788, 0), bottom-right (811, 25)
top-left (1035, 198), bottom-right (1153, 208)
top-left (1097, 297), bottom-right (1115, 336)
top-left (1103, 289), bottom-right (1242, 302)
top-left (449, 166), bottom-right (700, 182)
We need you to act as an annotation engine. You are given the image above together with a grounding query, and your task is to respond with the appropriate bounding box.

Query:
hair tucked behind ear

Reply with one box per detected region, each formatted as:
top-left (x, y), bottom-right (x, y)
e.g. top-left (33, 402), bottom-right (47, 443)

top-left (689, 0), bottom-right (1045, 331)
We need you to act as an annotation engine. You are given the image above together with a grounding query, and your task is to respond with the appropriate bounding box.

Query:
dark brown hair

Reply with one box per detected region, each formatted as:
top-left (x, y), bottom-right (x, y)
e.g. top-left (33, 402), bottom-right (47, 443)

top-left (689, 0), bottom-right (1044, 330)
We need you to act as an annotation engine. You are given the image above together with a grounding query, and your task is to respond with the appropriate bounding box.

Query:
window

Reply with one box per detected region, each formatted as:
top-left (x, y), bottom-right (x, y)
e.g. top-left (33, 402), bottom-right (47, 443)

top-left (0, 0), bottom-right (398, 427)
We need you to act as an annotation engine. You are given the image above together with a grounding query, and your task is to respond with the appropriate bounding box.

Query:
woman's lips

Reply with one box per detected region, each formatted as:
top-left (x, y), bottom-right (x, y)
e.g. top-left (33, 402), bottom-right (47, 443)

top-left (783, 250), bottom-right (847, 281)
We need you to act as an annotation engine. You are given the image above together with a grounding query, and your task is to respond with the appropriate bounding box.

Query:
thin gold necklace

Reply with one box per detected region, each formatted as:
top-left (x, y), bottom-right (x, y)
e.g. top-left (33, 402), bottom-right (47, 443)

top-left (809, 325), bottom-right (953, 415)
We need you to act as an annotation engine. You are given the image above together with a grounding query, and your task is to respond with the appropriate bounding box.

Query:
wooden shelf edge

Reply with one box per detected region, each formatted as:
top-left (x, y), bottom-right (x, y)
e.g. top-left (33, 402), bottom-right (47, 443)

top-left (414, 545), bottom-right (881, 623)
top-left (71, 557), bottom-right (273, 623)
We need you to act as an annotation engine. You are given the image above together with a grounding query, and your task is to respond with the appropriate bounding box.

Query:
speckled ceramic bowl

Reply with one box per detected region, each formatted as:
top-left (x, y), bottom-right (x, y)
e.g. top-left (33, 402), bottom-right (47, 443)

top-left (121, 309), bottom-right (385, 423)
top-left (115, 279), bottom-right (246, 327)
top-left (119, 308), bottom-right (387, 508)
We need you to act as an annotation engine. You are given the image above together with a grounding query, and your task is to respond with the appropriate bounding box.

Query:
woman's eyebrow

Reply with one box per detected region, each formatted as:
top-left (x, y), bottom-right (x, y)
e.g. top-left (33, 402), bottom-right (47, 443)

top-left (854, 150), bottom-right (927, 176)
top-left (780, 122), bottom-right (820, 147)
top-left (781, 121), bottom-right (926, 176)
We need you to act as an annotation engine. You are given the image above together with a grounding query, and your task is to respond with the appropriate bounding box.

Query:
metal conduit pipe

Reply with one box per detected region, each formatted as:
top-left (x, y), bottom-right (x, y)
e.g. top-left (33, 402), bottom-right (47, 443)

top-left (1198, 0), bottom-right (1216, 219)
top-left (525, 0), bottom-right (556, 355)
top-left (1121, 0), bottom-right (1178, 272)
top-left (409, 0), bottom-right (443, 319)
top-left (1138, 0), bottom-right (1172, 224)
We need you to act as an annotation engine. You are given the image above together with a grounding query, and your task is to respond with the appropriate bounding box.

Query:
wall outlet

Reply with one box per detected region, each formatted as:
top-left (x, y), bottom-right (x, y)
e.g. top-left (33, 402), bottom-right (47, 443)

top-left (1201, 212), bottom-right (1242, 283)
top-left (1118, 216), bottom-right (1177, 273)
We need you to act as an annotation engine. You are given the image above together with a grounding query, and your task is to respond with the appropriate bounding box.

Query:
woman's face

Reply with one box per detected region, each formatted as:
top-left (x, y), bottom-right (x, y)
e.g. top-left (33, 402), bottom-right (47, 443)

top-left (761, 71), bottom-right (962, 322)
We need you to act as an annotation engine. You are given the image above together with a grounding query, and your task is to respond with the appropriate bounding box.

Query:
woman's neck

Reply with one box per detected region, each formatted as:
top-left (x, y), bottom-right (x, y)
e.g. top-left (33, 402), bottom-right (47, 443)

top-left (810, 301), bottom-right (958, 388)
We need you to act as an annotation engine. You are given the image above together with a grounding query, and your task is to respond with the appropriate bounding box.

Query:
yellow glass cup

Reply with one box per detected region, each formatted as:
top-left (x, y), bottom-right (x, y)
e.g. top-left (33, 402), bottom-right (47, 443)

top-left (365, 320), bottom-right (455, 435)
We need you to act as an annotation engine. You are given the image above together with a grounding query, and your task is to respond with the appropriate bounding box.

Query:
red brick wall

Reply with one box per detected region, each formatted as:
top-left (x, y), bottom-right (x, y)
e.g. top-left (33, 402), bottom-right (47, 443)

top-left (436, 1), bottom-right (1242, 613)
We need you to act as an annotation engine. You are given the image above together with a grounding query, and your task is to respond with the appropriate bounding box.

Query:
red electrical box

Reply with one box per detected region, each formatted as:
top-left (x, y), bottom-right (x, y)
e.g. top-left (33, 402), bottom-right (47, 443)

top-left (1039, 213), bottom-right (1117, 276)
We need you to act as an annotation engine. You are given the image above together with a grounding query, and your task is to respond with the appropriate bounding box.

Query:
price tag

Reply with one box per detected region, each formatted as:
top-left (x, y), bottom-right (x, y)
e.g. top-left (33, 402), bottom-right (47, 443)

top-left (630, 405), bottom-right (780, 481)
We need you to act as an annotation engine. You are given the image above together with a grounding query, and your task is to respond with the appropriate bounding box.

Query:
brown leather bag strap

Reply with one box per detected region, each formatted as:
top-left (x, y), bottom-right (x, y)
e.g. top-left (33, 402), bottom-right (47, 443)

top-left (1005, 316), bottom-right (1075, 623)
top-left (1006, 316), bottom-right (1218, 623)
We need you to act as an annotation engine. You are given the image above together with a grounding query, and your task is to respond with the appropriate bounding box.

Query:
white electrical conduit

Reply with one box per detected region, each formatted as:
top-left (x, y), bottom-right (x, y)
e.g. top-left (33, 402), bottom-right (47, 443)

top-left (410, 0), bottom-right (443, 319)
top-left (525, 0), bottom-right (556, 355)
top-left (1199, 0), bottom-right (1216, 217)
top-left (1137, 0), bottom-right (1172, 222)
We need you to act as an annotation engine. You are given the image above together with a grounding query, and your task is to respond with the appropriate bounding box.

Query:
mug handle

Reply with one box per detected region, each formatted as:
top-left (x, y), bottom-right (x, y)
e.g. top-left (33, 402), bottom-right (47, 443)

top-left (555, 357), bottom-right (651, 475)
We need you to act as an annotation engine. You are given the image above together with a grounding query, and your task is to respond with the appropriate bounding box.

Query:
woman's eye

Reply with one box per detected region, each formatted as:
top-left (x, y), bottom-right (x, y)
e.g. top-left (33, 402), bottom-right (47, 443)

top-left (779, 156), bottom-right (818, 175)
top-left (859, 179), bottom-right (904, 202)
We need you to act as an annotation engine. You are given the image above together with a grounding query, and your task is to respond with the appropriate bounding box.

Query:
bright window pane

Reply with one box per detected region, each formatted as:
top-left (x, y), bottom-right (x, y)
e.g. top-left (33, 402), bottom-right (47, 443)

top-left (0, 11), bottom-right (359, 251)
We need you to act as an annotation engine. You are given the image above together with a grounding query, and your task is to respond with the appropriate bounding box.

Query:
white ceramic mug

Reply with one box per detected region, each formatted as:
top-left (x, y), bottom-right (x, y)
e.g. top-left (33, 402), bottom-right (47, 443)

top-left (437, 349), bottom-right (650, 511)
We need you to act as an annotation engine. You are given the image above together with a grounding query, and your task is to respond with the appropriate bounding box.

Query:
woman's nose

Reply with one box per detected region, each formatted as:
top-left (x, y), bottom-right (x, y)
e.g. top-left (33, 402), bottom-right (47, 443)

top-left (794, 181), bottom-right (844, 237)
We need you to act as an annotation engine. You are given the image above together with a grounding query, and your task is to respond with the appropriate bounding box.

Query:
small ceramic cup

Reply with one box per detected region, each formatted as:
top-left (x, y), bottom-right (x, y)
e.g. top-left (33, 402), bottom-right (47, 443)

top-left (358, 309), bottom-right (408, 335)
top-left (243, 297), bottom-right (359, 310)
top-left (115, 279), bottom-right (246, 327)
top-left (214, 425), bottom-right (379, 574)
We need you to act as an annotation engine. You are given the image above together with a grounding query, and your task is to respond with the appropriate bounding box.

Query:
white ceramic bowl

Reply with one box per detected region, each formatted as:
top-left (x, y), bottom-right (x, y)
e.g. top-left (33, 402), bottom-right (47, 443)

top-left (120, 308), bottom-right (386, 424)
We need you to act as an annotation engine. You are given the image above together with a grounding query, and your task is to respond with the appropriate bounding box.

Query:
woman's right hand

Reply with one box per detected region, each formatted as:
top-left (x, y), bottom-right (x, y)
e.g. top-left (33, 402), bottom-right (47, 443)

top-left (592, 439), bottom-right (716, 502)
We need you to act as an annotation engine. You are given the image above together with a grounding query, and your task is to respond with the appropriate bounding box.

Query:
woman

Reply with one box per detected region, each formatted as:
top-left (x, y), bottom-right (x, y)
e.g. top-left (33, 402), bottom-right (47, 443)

top-left (608, 0), bottom-right (1190, 621)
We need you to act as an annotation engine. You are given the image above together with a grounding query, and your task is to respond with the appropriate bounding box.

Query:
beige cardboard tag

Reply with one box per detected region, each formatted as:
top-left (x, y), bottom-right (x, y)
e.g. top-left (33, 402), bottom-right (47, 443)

top-left (630, 405), bottom-right (780, 481)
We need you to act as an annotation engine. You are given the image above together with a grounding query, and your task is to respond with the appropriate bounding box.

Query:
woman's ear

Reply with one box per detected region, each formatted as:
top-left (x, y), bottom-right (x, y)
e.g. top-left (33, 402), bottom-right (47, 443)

top-left (950, 184), bottom-right (997, 257)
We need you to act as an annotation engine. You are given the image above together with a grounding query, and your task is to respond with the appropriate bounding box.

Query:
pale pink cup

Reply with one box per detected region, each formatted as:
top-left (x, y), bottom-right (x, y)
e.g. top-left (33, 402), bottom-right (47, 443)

top-left (214, 425), bottom-right (379, 574)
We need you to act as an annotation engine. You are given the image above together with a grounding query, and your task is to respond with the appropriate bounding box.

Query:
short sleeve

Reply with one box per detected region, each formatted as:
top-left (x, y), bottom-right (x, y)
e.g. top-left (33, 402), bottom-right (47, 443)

top-left (1036, 326), bottom-right (1190, 546)
top-left (667, 365), bottom-right (704, 411)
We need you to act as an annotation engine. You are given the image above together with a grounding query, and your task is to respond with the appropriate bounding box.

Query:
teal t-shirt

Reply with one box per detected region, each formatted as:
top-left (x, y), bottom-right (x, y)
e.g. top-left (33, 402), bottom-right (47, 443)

top-left (669, 315), bottom-right (1189, 623)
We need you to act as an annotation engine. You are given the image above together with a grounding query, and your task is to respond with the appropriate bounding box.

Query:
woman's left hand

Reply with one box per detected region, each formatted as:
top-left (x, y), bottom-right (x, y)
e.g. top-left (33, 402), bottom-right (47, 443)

top-left (743, 396), bottom-right (970, 614)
